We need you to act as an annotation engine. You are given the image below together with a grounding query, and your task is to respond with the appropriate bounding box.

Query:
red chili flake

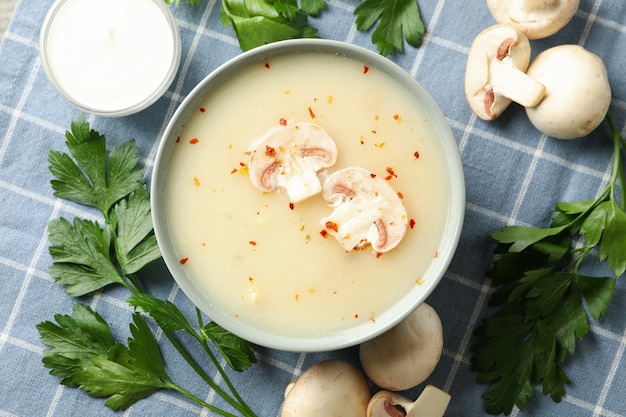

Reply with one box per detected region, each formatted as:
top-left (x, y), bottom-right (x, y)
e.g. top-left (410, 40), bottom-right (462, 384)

top-left (363, 65), bottom-right (369, 74)
top-left (320, 229), bottom-right (329, 238)
top-left (176, 136), bottom-right (181, 143)
top-left (249, 241), bottom-right (257, 246)
top-left (397, 192), bottom-right (404, 199)
top-left (393, 114), bottom-right (399, 120)
top-left (325, 221), bottom-right (339, 232)
top-left (189, 138), bottom-right (199, 144)
top-left (265, 145), bottom-right (276, 157)
top-left (230, 168), bottom-right (238, 174)
top-left (279, 118), bottom-right (287, 126)
top-left (372, 130), bottom-right (377, 134)
top-left (308, 106), bottom-right (316, 119)
top-left (264, 62), bottom-right (270, 69)
top-left (414, 151), bottom-right (420, 159)
top-left (409, 218), bottom-right (416, 229)
top-left (179, 257), bottom-right (189, 265)
top-left (359, 136), bottom-right (365, 145)
top-left (289, 202), bottom-right (295, 210)
top-left (355, 314), bottom-right (360, 318)
top-left (249, 277), bottom-right (254, 282)
top-left (199, 107), bottom-right (206, 113)
top-left (376, 252), bottom-right (383, 258)
top-left (385, 167), bottom-right (397, 180)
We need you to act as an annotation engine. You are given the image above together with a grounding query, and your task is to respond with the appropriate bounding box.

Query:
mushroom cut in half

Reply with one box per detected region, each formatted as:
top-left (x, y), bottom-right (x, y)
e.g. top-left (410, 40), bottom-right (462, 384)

top-left (320, 167), bottom-right (408, 253)
top-left (487, 0), bottom-right (580, 40)
top-left (367, 386), bottom-right (451, 417)
top-left (465, 24), bottom-right (545, 121)
top-left (246, 121), bottom-right (338, 202)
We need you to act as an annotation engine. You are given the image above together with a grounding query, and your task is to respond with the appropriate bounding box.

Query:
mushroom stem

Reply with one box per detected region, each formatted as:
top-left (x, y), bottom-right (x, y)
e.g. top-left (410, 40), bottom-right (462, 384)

top-left (366, 386), bottom-right (451, 417)
top-left (489, 58), bottom-right (545, 107)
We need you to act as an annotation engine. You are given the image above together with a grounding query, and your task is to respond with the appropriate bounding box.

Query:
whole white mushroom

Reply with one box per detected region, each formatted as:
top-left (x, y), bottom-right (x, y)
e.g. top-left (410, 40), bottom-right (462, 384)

top-left (487, 0), bottom-right (580, 40)
top-left (359, 303), bottom-right (443, 391)
top-left (524, 44), bottom-right (611, 139)
top-left (280, 359), bottom-right (370, 417)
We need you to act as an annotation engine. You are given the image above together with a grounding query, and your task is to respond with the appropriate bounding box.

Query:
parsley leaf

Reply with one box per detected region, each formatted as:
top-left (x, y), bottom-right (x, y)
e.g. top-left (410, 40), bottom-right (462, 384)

top-left (48, 217), bottom-right (125, 296)
top-left (49, 117), bottom-right (143, 216)
top-left (128, 293), bottom-right (257, 372)
top-left (37, 304), bottom-right (115, 385)
top-left (472, 112), bottom-right (625, 415)
top-left (220, 0), bottom-right (319, 51)
top-left (354, 0), bottom-right (425, 56)
top-left (202, 321), bottom-right (257, 372)
top-left (40, 119), bottom-right (259, 416)
top-left (69, 313), bottom-right (171, 411)
top-left (110, 187), bottom-right (162, 275)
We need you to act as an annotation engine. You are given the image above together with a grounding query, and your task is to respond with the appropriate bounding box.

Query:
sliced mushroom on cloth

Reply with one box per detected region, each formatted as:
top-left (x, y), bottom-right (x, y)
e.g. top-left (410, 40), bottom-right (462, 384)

top-left (320, 167), bottom-right (408, 253)
top-left (487, 0), bottom-right (580, 40)
top-left (465, 24), bottom-right (545, 121)
top-left (367, 386), bottom-right (451, 417)
top-left (246, 121), bottom-right (338, 202)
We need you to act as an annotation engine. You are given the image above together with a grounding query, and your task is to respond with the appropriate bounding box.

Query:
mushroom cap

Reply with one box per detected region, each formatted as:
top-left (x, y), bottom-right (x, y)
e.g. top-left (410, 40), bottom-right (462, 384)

top-left (321, 166), bottom-right (408, 253)
top-left (487, 0), bottom-right (580, 40)
top-left (281, 359), bottom-right (370, 417)
top-left (524, 44), bottom-right (611, 139)
top-left (246, 121), bottom-right (338, 202)
top-left (465, 24), bottom-right (544, 121)
top-left (359, 303), bottom-right (443, 391)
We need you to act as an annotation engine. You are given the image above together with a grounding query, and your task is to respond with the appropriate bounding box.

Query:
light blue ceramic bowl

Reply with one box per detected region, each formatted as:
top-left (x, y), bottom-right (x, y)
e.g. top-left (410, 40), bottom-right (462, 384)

top-left (151, 39), bottom-right (465, 353)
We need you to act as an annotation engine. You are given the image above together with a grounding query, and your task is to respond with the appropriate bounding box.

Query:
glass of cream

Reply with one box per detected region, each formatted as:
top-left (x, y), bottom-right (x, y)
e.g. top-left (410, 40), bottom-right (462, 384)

top-left (40, 0), bottom-right (181, 117)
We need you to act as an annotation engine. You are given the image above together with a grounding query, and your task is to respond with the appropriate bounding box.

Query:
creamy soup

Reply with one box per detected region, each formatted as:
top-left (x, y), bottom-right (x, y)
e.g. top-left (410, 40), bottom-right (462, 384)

top-left (165, 52), bottom-right (451, 337)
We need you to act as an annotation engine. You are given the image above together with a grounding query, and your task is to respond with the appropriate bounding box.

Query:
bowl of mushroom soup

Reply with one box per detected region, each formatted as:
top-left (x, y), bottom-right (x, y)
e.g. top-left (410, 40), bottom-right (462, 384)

top-left (151, 39), bottom-right (465, 352)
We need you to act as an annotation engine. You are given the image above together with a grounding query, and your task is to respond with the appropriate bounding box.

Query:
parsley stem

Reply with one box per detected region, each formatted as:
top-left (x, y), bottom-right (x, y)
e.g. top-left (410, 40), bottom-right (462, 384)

top-left (196, 309), bottom-right (257, 416)
top-left (161, 328), bottom-right (254, 416)
top-left (164, 380), bottom-right (239, 417)
top-left (605, 112), bottom-right (625, 210)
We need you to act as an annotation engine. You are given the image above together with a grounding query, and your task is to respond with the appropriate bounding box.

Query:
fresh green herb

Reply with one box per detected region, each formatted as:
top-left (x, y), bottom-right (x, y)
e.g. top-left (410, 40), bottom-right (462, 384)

top-left (471, 112), bottom-right (626, 416)
top-left (37, 117), bottom-right (258, 417)
top-left (354, 0), bottom-right (425, 56)
top-left (220, 0), bottom-right (321, 51)
top-left (169, 0), bottom-right (425, 56)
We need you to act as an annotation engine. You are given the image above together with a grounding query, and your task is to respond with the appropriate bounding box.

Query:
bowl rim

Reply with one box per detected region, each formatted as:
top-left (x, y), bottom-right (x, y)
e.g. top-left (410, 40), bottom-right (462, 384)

top-left (151, 38), bottom-right (465, 352)
top-left (39, 0), bottom-right (181, 117)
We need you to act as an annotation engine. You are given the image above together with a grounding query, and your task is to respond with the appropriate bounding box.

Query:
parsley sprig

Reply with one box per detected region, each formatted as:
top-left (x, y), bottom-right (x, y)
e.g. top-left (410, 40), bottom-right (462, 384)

top-left (37, 117), bottom-right (258, 416)
top-left (471, 112), bottom-right (626, 415)
top-left (170, 0), bottom-right (425, 56)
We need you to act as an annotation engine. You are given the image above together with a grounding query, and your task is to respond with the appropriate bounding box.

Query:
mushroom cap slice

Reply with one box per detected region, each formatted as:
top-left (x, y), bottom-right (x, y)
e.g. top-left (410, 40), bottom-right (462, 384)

top-left (367, 386), bottom-right (451, 417)
top-left (281, 359), bottom-right (370, 417)
top-left (321, 167), bottom-right (408, 253)
top-left (359, 303), bottom-right (443, 391)
top-left (524, 44), bottom-right (611, 139)
top-left (464, 24), bottom-right (545, 121)
top-left (487, 0), bottom-right (580, 40)
top-left (246, 121), bottom-right (338, 202)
